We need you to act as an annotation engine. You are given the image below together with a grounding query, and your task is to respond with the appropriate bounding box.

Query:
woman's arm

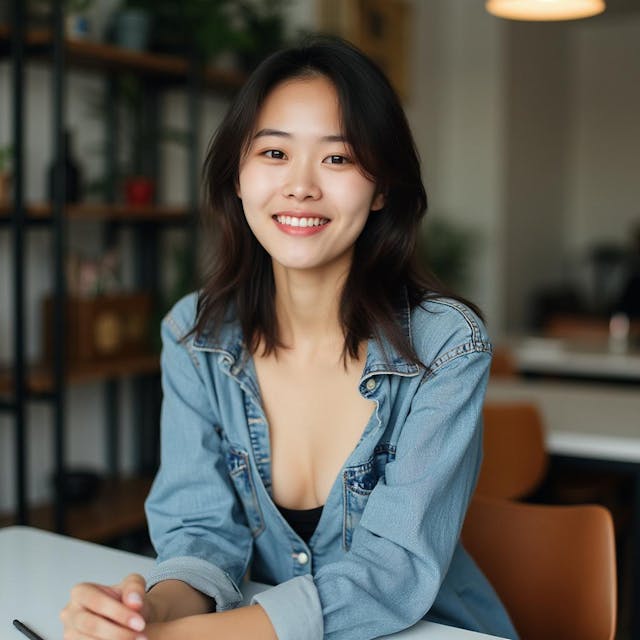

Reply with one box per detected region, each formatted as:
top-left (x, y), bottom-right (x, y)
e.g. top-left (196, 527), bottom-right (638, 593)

top-left (146, 579), bottom-right (215, 622)
top-left (147, 604), bottom-right (277, 640)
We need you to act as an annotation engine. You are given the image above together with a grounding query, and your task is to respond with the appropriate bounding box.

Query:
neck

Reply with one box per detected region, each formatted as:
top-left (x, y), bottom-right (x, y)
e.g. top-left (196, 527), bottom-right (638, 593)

top-left (271, 263), bottom-right (349, 358)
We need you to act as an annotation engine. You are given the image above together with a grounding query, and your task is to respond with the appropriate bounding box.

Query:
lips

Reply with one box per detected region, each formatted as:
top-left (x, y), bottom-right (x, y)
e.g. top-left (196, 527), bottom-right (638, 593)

top-left (272, 213), bottom-right (330, 235)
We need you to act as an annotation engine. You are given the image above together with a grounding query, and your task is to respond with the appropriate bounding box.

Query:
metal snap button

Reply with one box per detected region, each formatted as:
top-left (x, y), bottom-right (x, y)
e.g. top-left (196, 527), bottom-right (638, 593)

top-left (296, 551), bottom-right (309, 565)
top-left (365, 378), bottom-right (376, 391)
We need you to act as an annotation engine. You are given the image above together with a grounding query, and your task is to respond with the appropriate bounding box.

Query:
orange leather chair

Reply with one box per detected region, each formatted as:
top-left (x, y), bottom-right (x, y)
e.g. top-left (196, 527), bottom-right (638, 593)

top-left (462, 496), bottom-right (617, 640)
top-left (475, 402), bottom-right (548, 500)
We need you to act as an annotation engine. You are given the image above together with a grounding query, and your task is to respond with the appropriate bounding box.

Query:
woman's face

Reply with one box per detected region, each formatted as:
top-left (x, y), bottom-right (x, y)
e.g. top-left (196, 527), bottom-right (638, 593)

top-left (237, 75), bottom-right (384, 277)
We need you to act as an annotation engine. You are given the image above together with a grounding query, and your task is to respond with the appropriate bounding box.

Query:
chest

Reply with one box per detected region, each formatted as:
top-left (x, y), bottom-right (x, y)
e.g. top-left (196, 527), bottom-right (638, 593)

top-left (253, 353), bottom-right (375, 509)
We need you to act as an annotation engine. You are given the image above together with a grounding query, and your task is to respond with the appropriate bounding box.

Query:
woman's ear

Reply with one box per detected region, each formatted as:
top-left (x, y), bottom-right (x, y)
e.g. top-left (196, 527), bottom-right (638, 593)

top-left (371, 191), bottom-right (385, 212)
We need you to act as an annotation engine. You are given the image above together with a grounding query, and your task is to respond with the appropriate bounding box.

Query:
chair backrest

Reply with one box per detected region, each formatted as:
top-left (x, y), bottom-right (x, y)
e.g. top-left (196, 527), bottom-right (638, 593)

top-left (489, 345), bottom-right (517, 378)
top-left (462, 496), bottom-right (617, 640)
top-left (475, 402), bottom-right (548, 500)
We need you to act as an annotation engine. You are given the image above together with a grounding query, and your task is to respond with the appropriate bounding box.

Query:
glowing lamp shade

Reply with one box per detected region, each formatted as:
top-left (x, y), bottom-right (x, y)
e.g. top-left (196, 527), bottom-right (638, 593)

top-left (486, 0), bottom-right (606, 21)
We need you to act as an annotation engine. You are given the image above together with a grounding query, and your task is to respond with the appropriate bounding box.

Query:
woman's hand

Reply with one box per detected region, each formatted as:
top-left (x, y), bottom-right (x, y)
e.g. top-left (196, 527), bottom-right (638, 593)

top-left (60, 573), bottom-right (153, 640)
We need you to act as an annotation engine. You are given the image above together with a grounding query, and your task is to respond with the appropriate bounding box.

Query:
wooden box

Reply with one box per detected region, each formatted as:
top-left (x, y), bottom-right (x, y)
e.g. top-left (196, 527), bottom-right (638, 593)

top-left (43, 294), bottom-right (153, 362)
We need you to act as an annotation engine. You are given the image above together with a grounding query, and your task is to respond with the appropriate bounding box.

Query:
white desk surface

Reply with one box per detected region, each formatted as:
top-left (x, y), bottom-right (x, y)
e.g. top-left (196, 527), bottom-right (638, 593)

top-left (513, 337), bottom-right (640, 381)
top-left (0, 527), bottom-right (504, 640)
top-left (487, 378), bottom-right (640, 463)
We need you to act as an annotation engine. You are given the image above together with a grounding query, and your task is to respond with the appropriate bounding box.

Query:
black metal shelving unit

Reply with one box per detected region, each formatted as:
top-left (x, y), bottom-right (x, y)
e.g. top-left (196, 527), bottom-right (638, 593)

top-left (0, 0), bottom-right (222, 539)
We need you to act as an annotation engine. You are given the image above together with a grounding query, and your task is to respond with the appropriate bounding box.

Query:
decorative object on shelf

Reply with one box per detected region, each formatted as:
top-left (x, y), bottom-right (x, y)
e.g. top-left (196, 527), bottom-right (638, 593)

top-left (43, 249), bottom-right (152, 362)
top-left (125, 0), bottom-right (243, 63)
top-left (485, 0), bottom-right (606, 21)
top-left (317, 0), bottom-right (410, 100)
top-left (110, 4), bottom-right (151, 51)
top-left (43, 293), bottom-right (153, 362)
top-left (65, 0), bottom-right (93, 40)
top-left (124, 175), bottom-right (154, 206)
top-left (47, 129), bottom-right (83, 203)
top-left (66, 249), bottom-right (122, 298)
top-left (0, 144), bottom-right (12, 206)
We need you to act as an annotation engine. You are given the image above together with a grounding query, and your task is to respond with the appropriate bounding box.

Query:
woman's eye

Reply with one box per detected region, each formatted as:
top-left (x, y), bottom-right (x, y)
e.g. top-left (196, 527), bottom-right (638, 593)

top-left (324, 155), bottom-right (350, 165)
top-left (264, 149), bottom-right (286, 160)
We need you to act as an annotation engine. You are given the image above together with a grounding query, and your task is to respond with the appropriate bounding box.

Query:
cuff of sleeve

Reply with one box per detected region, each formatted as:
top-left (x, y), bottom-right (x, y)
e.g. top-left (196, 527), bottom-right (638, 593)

top-left (145, 556), bottom-right (243, 611)
top-left (251, 575), bottom-right (323, 640)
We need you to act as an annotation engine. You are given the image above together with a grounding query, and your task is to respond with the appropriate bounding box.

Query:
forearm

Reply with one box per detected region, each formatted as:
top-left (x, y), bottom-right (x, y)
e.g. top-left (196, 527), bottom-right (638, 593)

top-left (147, 604), bottom-right (277, 640)
top-left (146, 579), bottom-right (215, 622)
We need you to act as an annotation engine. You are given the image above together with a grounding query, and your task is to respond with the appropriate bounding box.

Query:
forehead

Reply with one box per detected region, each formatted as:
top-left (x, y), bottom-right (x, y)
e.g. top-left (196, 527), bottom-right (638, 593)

top-left (255, 76), bottom-right (343, 131)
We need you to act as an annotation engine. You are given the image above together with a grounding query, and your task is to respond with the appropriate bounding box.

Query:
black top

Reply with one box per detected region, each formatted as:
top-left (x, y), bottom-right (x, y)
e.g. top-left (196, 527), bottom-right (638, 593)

top-left (276, 503), bottom-right (324, 543)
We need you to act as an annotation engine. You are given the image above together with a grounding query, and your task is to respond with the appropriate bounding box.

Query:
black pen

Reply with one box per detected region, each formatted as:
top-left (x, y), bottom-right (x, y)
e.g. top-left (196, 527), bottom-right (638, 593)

top-left (12, 620), bottom-right (46, 640)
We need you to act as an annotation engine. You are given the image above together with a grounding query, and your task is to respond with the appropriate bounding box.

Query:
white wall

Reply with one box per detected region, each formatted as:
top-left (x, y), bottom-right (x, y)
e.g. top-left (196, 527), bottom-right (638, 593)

top-left (566, 14), bottom-right (640, 253)
top-left (410, 0), bottom-right (507, 332)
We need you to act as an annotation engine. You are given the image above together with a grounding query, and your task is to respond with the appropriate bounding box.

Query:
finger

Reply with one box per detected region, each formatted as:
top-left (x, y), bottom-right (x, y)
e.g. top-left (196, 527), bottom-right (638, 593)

top-left (69, 585), bottom-right (146, 633)
top-left (119, 574), bottom-right (147, 611)
top-left (73, 608), bottom-right (147, 640)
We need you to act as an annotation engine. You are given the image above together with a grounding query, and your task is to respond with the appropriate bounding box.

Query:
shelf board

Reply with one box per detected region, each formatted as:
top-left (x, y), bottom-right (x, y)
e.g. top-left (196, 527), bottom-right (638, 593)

top-left (0, 25), bottom-right (246, 91)
top-left (0, 476), bottom-right (153, 542)
top-left (0, 352), bottom-right (160, 395)
top-left (0, 202), bottom-right (192, 223)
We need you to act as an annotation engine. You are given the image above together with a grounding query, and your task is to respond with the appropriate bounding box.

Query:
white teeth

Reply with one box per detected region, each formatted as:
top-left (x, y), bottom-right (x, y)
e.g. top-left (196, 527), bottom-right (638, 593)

top-left (275, 215), bottom-right (328, 228)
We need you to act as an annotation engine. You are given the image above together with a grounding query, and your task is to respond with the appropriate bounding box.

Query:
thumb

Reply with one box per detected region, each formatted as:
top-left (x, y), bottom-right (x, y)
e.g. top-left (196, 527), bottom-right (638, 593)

top-left (120, 573), bottom-right (147, 611)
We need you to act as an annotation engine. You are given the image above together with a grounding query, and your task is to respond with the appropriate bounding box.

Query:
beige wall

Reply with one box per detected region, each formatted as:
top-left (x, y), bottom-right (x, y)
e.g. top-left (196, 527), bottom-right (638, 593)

top-left (567, 15), bottom-right (640, 254)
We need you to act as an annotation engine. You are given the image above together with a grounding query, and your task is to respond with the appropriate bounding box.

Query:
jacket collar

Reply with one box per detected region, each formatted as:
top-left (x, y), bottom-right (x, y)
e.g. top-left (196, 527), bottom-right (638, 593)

top-left (192, 291), bottom-right (420, 378)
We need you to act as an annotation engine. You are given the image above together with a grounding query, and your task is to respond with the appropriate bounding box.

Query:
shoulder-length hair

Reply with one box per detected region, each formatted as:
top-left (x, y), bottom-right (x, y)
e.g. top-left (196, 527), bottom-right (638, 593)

top-left (193, 36), bottom-right (480, 365)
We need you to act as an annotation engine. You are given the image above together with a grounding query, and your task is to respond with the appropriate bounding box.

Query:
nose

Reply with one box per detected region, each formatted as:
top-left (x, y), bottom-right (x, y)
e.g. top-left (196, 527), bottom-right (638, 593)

top-left (282, 159), bottom-right (321, 201)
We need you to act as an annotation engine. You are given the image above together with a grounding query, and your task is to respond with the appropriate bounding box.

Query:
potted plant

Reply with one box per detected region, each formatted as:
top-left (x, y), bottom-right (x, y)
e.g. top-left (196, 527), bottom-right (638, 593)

top-left (0, 145), bottom-right (13, 206)
top-left (120, 0), bottom-right (244, 63)
top-left (417, 216), bottom-right (477, 292)
top-left (235, 0), bottom-right (291, 71)
top-left (117, 73), bottom-right (155, 205)
top-left (110, 0), bottom-right (152, 51)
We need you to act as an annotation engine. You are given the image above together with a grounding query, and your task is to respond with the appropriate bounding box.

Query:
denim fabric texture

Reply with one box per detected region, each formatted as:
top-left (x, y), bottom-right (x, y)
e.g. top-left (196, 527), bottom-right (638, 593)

top-left (144, 292), bottom-right (518, 640)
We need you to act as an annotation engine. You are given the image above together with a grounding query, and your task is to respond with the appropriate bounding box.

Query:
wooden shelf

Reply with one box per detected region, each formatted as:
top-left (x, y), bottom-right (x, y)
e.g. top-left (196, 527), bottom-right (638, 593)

top-left (0, 476), bottom-right (153, 542)
top-left (0, 202), bottom-right (192, 223)
top-left (0, 352), bottom-right (160, 395)
top-left (0, 25), bottom-right (246, 91)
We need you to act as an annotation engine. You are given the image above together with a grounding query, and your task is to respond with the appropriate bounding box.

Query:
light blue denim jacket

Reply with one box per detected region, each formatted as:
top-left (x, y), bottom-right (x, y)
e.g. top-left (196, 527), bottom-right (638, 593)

top-left (144, 292), bottom-right (518, 640)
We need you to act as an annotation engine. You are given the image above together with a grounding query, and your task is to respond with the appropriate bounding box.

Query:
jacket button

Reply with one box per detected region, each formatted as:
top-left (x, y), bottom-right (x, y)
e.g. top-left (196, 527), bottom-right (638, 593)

top-left (296, 551), bottom-right (309, 565)
top-left (365, 378), bottom-right (376, 391)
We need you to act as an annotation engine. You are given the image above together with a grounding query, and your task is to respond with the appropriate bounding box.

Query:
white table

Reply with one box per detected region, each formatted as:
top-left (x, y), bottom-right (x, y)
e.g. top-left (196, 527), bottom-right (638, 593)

top-left (0, 527), bottom-right (504, 640)
top-left (512, 336), bottom-right (640, 383)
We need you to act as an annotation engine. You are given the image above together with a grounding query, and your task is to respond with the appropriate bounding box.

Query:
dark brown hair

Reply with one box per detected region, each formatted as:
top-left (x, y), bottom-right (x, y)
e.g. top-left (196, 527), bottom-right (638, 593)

top-left (194, 36), bottom-right (480, 364)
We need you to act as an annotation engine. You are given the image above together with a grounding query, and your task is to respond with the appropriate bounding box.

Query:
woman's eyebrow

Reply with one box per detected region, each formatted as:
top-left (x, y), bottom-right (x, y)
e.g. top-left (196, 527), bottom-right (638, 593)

top-left (253, 128), bottom-right (346, 143)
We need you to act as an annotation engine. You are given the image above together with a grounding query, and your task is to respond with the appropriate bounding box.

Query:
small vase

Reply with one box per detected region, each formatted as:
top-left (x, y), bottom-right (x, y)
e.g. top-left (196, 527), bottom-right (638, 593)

top-left (124, 176), bottom-right (155, 206)
top-left (112, 9), bottom-right (151, 51)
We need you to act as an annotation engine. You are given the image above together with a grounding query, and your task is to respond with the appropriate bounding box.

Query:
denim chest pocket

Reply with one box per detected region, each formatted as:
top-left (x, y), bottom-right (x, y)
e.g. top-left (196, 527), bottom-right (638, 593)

top-left (226, 446), bottom-right (265, 537)
top-left (342, 443), bottom-right (396, 550)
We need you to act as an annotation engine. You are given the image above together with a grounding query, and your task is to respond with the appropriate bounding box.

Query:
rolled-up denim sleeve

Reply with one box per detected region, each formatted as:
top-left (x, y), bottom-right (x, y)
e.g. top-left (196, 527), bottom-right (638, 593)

top-left (144, 302), bottom-right (253, 611)
top-left (251, 345), bottom-right (490, 640)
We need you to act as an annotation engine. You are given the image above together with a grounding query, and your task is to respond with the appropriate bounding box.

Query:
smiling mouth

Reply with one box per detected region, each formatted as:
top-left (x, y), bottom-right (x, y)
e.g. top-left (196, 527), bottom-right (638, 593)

top-left (273, 215), bottom-right (330, 228)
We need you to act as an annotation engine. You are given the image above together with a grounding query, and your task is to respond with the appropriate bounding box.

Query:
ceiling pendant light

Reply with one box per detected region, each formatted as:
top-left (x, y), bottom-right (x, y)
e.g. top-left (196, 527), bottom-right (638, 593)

top-left (486, 0), bottom-right (606, 21)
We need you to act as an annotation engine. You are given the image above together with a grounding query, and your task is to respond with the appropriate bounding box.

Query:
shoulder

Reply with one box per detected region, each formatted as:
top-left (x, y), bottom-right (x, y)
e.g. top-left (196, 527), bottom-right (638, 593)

top-left (162, 292), bottom-right (200, 341)
top-left (409, 297), bottom-right (492, 371)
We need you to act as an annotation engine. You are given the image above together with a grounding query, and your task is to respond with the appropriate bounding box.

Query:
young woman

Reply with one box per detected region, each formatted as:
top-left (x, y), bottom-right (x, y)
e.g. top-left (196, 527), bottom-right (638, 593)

top-left (61, 37), bottom-right (517, 640)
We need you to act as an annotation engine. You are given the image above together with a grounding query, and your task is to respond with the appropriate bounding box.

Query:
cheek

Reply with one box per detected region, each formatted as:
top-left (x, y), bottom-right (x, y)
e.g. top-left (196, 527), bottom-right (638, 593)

top-left (336, 176), bottom-right (378, 217)
top-left (237, 164), bottom-right (269, 203)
